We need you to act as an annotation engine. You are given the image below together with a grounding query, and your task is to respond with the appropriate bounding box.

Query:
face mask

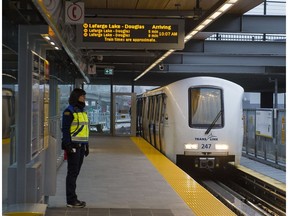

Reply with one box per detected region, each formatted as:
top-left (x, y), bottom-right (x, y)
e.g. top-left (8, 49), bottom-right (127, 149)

top-left (77, 101), bottom-right (86, 109)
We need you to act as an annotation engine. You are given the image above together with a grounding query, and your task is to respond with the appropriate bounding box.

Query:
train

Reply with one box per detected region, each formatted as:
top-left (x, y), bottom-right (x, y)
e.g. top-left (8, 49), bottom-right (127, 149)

top-left (136, 76), bottom-right (244, 170)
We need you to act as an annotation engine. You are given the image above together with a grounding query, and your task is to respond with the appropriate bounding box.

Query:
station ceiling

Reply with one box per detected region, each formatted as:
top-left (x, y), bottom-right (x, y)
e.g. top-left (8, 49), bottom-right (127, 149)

top-left (2, 0), bottom-right (286, 92)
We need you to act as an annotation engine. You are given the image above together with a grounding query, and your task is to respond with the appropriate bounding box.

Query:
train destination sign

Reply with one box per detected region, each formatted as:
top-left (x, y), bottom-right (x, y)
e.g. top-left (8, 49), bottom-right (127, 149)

top-left (76, 18), bottom-right (184, 50)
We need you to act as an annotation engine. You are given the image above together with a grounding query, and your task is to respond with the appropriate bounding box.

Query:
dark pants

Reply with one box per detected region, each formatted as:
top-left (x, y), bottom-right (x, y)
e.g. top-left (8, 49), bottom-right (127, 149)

top-left (66, 145), bottom-right (85, 204)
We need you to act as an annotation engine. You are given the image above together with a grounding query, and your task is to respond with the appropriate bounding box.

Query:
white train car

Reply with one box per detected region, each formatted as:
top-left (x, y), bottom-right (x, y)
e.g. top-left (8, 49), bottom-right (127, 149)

top-left (136, 76), bottom-right (244, 169)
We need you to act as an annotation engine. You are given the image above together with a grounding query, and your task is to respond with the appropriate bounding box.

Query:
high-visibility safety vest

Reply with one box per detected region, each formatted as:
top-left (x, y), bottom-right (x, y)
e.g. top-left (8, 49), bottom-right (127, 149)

top-left (68, 106), bottom-right (89, 143)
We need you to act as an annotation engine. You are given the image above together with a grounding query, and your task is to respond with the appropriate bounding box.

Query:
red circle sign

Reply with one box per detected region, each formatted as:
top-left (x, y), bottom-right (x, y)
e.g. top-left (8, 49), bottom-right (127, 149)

top-left (67, 4), bottom-right (83, 21)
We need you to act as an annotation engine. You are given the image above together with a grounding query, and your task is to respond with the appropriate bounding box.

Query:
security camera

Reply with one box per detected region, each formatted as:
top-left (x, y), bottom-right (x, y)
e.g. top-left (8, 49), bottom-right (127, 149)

top-left (159, 63), bottom-right (164, 71)
top-left (97, 55), bottom-right (103, 62)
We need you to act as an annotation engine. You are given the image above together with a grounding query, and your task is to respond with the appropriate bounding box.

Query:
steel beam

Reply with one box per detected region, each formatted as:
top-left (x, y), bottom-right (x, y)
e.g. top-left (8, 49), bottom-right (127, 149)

top-left (195, 15), bottom-right (286, 34)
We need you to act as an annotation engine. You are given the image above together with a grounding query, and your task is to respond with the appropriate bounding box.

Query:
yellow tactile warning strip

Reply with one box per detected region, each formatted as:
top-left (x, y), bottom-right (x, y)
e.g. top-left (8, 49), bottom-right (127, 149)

top-left (131, 137), bottom-right (236, 216)
top-left (3, 212), bottom-right (43, 216)
top-left (237, 165), bottom-right (286, 192)
top-left (2, 138), bottom-right (10, 145)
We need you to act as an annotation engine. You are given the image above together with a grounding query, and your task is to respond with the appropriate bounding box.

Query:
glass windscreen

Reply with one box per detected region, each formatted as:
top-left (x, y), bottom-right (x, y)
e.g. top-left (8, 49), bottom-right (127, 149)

top-left (189, 87), bottom-right (223, 128)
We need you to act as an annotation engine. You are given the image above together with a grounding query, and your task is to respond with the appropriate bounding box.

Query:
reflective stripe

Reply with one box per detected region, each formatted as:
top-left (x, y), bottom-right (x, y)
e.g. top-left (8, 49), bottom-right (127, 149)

top-left (71, 122), bottom-right (89, 126)
top-left (71, 137), bottom-right (89, 142)
top-left (72, 125), bottom-right (84, 137)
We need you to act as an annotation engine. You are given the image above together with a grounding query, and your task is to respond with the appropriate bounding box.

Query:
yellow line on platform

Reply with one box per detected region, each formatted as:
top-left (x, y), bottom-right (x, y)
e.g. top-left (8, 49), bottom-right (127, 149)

top-left (131, 136), bottom-right (236, 216)
top-left (2, 138), bottom-right (10, 145)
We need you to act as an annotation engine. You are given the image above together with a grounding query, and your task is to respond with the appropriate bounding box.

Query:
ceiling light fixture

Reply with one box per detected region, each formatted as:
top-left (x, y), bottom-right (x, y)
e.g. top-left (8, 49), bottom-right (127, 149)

top-left (134, 0), bottom-right (239, 81)
top-left (41, 33), bottom-right (61, 50)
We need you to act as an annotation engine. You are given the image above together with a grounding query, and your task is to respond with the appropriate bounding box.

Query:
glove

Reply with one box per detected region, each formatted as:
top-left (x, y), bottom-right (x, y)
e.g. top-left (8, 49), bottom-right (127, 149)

top-left (62, 141), bottom-right (74, 154)
top-left (65, 144), bottom-right (74, 154)
top-left (85, 145), bottom-right (89, 157)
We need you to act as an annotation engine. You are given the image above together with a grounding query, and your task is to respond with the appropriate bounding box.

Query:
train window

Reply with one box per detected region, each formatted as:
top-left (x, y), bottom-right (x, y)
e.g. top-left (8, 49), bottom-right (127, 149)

top-left (189, 87), bottom-right (224, 129)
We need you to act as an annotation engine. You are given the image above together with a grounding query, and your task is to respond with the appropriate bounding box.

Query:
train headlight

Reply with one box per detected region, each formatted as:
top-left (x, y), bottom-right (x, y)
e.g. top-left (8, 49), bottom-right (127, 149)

top-left (185, 143), bottom-right (198, 150)
top-left (215, 144), bottom-right (228, 150)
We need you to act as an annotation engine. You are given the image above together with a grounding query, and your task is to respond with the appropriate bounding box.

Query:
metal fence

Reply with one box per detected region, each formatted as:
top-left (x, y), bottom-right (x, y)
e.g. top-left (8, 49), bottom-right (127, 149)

top-left (243, 109), bottom-right (286, 170)
top-left (207, 33), bottom-right (286, 42)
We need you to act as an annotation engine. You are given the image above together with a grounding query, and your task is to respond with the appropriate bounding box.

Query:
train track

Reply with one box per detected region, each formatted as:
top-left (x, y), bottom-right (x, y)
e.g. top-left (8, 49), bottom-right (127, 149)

top-left (188, 166), bottom-right (286, 216)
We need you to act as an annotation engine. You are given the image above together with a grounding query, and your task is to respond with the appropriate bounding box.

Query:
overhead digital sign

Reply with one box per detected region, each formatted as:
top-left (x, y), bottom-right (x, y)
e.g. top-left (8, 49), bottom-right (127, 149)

top-left (76, 18), bottom-right (184, 50)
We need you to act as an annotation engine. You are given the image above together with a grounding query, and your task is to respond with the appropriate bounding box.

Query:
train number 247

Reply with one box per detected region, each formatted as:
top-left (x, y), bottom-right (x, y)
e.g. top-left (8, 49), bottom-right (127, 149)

top-left (201, 144), bottom-right (211, 149)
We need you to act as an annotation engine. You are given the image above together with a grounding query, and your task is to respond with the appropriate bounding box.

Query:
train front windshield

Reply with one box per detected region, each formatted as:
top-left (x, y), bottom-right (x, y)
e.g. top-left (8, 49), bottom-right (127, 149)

top-left (189, 87), bottom-right (223, 128)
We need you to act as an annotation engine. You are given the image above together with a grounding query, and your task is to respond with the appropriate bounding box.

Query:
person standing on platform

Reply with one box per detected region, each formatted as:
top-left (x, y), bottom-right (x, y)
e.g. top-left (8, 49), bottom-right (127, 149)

top-left (61, 88), bottom-right (89, 208)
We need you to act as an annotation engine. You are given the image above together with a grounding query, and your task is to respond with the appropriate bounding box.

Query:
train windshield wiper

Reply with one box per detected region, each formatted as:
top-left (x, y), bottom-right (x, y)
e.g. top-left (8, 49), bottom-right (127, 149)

top-left (205, 110), bottom-right (222, 135)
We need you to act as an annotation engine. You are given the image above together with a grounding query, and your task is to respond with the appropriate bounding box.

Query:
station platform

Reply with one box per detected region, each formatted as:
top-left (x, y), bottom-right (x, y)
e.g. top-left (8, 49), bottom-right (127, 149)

top-left (47, 136), bottom-right (236, 216)
top-left (238, 156), bottom-right (286, 193)
top-left (239, 157), bottom-right (286, 184)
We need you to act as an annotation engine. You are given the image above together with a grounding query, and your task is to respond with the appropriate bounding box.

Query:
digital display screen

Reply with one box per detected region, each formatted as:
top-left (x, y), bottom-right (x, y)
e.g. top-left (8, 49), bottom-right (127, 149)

top-left (76, 18), bottom-right (184, 50)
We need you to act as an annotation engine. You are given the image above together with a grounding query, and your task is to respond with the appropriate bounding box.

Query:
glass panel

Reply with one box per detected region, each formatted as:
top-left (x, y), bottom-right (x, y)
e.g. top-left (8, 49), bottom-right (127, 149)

top-left (244, 110), bottom-right (256, 155)
top-left (134, 86), bottom-right (159, 94)
top-left (277, 110), bottom-right (286, 165)
top-left (84, 84), bottom-right (111, 134)
top-left (245, 0), bottom-right (286, 15)
top-left (189, 88), bottom-right (223, 128)
top-left (266, 138), bottom-right (276, 162)
top-left (114, 94), bottom-right (132, 135)
top-left (256, 136), bottom-right (265, 159)
top-left (31, 53), bottom-right (47, 158)
top-left (113, 85), bottom-right (132, 93)
top-left (32, 53), bottom-right (40, 157)
top-left (59, 84), bottom-right (74, 114)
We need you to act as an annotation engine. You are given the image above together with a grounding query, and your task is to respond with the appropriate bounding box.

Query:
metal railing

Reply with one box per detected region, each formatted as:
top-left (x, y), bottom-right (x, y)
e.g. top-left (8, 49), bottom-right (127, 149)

top-left (207, 33), bottom-right (286, 42)
top-left (242, 109), bottom-right (286, 170)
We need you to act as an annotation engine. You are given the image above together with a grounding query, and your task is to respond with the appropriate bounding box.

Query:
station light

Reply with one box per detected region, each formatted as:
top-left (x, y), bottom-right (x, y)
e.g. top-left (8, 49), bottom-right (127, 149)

top-left (134, 0), bottom-right (239, 81)
top-left (41, 33), bottom-right (61, 50)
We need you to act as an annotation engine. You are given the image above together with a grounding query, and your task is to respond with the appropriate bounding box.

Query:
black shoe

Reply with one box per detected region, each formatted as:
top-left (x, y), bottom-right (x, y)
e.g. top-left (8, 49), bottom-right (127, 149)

top-left (66, 200), bottom-right (85, 208)
top-left (77, 200), bottom-right (86, 206)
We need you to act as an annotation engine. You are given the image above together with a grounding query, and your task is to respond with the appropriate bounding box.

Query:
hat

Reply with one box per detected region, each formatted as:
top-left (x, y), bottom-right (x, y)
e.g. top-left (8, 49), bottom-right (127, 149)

top-left (69, 88), bottom-right (86, 105)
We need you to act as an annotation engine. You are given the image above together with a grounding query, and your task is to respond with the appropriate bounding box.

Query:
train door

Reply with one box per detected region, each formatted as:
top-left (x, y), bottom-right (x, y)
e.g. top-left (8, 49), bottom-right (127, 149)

top-left (142, 97), bottom-right (149, 141)
top-left (148, 96), bottom-right (156, 146)
top-left (159, 95), bottom-right (167, 154)
top-left (154, 94), bottom-right (163, 151)
top-left (146, 97), bottom-right (153, 142)
top-left (136, 97), bottom-right (143, 135)
top-left (112, 93), bottom-right (136, 136)
top-left (152, 96), bottom-right (158, 147)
